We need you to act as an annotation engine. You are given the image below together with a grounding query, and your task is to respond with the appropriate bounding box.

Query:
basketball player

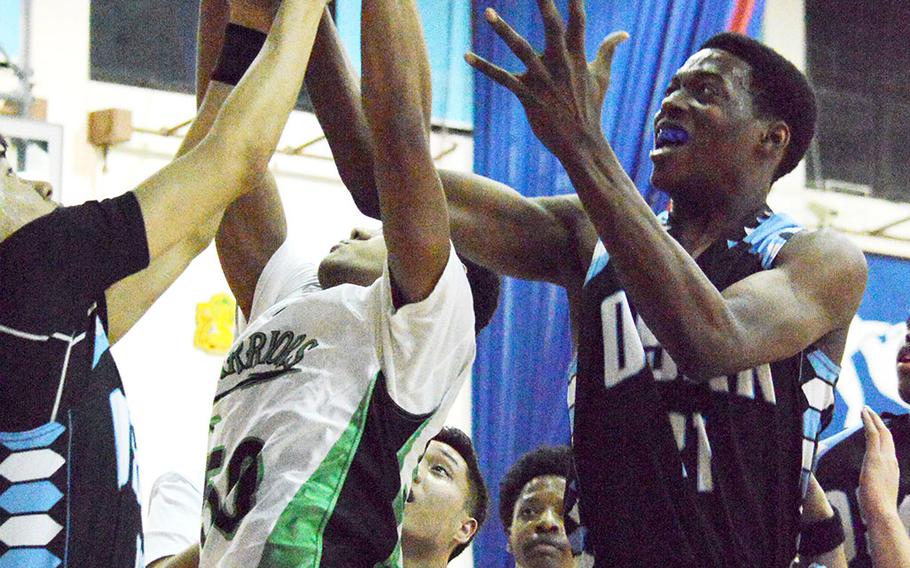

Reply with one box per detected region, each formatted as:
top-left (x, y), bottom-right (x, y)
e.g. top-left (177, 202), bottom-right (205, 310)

top-left (304, 2), bottom-right (867, 565)
top-left (146, 427), bottom-right (489, 568)
top-left (0, 1), bottom-right (328, 565)
top-left (177, 0), bottom-right (498, 565)
top-left (498, 446), bottom-right (574, 568)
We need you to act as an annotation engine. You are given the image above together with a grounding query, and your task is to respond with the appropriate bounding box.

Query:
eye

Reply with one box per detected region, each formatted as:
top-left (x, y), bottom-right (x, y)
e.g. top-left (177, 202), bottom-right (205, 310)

top-left (519, 506), bottom-right (537, 519)
top-left (432, 464), bottom-right (451, 478)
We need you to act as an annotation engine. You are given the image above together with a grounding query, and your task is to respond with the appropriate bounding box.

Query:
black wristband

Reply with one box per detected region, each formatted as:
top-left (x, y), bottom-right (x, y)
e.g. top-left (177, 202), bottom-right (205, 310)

top-left (798, 508), bottom-right (846, 557)
top-left (211, 24), bottom-right (267, 86)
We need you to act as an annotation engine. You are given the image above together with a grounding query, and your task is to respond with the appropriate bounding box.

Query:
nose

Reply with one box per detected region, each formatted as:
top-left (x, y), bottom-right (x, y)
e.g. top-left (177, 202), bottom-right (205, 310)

top-left (657, 90), bottom-right (687, 121)
top-left (350, 227), bottom-right (371, 240)
top-left (32, 181), bottom-right (54, 200)
top-left (534, 508), bottom-right (562, 534)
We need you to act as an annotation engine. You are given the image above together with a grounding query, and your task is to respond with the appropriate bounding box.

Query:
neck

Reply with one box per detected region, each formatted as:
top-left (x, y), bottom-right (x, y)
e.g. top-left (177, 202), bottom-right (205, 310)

top-left (403, 553), bottom-right (450, 568)
top-left (0, 193), bottom-right (55, 242)
top-left (667, 187), bottom-right (767, 256)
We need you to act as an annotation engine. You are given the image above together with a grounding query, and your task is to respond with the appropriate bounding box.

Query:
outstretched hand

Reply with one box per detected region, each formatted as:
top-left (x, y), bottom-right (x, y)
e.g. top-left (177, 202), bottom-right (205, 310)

top-left (859, 406), bottom-right (901, 524)
top-left (465, 0), bottom-right (628, 159)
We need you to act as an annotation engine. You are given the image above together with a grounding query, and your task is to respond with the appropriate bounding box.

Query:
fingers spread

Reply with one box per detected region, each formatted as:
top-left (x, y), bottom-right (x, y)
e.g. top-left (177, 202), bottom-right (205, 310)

top-left (566, 0), bottom-right (586, 55)
top-left (465, 52), bottom-right (530, 99)
top-left (484, 8), bottom-right (547, 75)
top-left (536, 0), bottom-right (566, 43)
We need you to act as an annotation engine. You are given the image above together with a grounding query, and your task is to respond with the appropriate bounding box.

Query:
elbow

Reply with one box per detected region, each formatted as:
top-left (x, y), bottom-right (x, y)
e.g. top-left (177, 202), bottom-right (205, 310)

top-left (669, 317), bottom-right (747, 381)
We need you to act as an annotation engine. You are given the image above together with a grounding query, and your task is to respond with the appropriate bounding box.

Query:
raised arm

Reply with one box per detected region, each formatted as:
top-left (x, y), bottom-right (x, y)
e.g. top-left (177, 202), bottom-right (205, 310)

top-left (859, 407), bottom-right (910, 568)
top-left (304, 10), bottom-right (595, 289)
top-left (104, 0), bottom-right (294, 341)
top-left (132, 0), bottom-right (327, 262)
top-left (466, 0), bottom-right (867, 378)
top-left (360, 0), bottom-right (448, 304)
top-left (195, 0), bottom-right (288, 319)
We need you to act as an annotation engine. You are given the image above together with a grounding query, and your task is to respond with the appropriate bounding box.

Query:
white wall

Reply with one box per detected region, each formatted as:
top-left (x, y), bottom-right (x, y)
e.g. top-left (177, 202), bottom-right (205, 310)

top-left (26, 3), bottom-right (476, 565)
top-left (762, 0), bottom-right (910, 258)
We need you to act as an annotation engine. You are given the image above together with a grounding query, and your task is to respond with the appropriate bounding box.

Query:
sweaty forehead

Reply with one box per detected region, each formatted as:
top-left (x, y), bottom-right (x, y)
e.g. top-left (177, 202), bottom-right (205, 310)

top-left (676, 48), bottom-right (752, 89)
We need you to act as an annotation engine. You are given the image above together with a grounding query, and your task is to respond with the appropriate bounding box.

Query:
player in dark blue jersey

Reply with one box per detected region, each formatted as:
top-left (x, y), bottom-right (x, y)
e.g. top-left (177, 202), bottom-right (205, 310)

top-left (299, 2), bottom-right (867, 566)
top-left (0, 1), bottom-right (329, 565)
top-left (815, 317), bottom-right (910, 566)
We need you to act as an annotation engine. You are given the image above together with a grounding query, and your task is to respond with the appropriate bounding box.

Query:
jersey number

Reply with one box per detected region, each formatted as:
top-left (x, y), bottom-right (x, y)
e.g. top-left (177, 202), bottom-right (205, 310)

top-left (204, 437), bottom-right (265, 539)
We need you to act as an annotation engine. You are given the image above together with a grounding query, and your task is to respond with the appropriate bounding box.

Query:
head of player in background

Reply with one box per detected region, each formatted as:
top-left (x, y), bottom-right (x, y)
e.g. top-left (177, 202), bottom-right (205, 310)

top-left (499, 446), bottom-right (573, 568)
top-left (897, 316), bottom-right (910, 404)
top-left (318, 226), bottom-right (501, 334)
top-left (402, 427), bottom-right (488, 565)
top-left (0, 133), bottom-right (58, 239)
top-left (650, 32), bottom-right (816, 210)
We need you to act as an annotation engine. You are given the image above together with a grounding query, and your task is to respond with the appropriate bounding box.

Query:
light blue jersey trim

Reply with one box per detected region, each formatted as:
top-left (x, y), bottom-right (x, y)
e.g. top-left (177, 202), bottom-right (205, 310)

top-left (0, 422), bottom-right (65, 451)
top-left (742, 212), bottom-right (804, 269)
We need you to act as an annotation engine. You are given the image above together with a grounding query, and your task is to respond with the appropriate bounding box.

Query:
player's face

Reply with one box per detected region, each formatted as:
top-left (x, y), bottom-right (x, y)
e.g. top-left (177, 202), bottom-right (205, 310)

top-left (0, 137), bottom-right (57, 227)
top-left (650, 49), bottom-right (767, 201)
top-left (897, 319), bottom-right (910, 404)
top-left (317, 226), bottom-right (386, 289)
top-left (402, 441), bottom-right (475, 557)
top-left (507, 475), bottom-right (572, 568)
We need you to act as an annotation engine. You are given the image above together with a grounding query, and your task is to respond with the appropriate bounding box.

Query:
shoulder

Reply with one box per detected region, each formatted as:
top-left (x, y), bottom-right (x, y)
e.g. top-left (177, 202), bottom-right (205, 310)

top-left (776, 228), bottom-right (867, 321)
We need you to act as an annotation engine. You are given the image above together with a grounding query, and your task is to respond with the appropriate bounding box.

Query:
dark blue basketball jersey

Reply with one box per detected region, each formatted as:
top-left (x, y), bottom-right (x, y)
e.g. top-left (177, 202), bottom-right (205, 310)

top-left (0, 194), bottom-right (149, 567)
top-left (565, 208), bottom-right (839, 567)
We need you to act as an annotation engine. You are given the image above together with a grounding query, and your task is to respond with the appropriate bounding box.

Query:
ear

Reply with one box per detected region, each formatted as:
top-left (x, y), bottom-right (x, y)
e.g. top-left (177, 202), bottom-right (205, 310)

top-left (760, 120), bottom-right (790, 158)
top-left (453, 516), bottom-right (479, 548)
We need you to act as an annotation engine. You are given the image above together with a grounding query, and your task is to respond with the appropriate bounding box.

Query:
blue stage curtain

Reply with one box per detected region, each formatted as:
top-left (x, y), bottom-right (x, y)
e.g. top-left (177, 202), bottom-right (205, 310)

top-left (470, 1), bottom-right (762, 566)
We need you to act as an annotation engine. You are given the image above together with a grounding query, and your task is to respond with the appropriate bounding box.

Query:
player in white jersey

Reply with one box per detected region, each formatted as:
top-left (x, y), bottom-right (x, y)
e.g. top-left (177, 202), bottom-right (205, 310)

top-left (152, 1), bottom-right (500, 567)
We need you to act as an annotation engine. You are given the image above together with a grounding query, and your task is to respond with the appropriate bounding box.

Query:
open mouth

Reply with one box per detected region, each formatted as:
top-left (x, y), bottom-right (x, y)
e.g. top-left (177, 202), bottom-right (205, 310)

top-left (654, 123), bottom-right (690, 150)
top-left (897, 344), bottom-right (910, 365)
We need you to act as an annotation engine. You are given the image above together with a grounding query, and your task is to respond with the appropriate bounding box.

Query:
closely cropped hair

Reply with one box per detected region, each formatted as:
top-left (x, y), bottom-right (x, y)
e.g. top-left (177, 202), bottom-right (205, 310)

top-left (459, 254), bottom-right (501, 334)
top-left (499, 445), bottom-right (572, 531)
top-left (432, 427), bottom-right (489, 560)
top-left (700, 32), bottom-right (817, 181)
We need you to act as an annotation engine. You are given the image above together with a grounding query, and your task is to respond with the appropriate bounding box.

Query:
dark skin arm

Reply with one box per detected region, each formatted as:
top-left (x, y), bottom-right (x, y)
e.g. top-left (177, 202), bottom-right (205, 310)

top-left (467, 0), bottom-right (867, 379)
top-left (360, 0), bottom-right (449, 304)
top-left (196, 0), bottom-right (288, 320)
top-left (303, 10), bottom-right (596, 298)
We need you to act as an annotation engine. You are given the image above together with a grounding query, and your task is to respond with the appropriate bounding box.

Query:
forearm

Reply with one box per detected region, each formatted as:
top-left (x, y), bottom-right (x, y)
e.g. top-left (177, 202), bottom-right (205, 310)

top-left (865, 511), bottom-right (910, 568)
top-left (208, 0), bottom-right (327, 171)
top-left (305, 10), bottom-right (379, 217)
top-left (361, 0), bottom-right (450, 302)
top-left (559, 136), bottom-right (741, 377)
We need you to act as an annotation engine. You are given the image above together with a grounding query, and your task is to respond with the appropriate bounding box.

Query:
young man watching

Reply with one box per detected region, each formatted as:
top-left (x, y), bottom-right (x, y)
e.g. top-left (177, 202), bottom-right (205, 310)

top-left (303, 2), bottom-right (867, 565)
top-left (147, 427), bottom-right (489, 568)
top-left (166, 0), bottom-right (500, 565)
top-left (498, 446), bottom-right (574, 568)
top-left (0, 0), bottom-right (328, 565)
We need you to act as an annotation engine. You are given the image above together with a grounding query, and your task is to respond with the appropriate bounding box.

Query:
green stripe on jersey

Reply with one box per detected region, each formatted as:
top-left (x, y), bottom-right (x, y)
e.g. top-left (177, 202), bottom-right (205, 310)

top-left (376, 417), bottom-right (434, 568)
top-left (258, 375), bottom-right (378, 567)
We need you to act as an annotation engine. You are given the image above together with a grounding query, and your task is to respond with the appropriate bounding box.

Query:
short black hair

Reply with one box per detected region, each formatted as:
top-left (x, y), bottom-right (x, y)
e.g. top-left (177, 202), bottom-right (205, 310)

top-left (431, 427), bottom-right (489, 560)
top-left (459, 254), bottom-right (500, 334)
top-left (700, 32), bottom-right (817, 181)
top-left (498, 445), bottom-right (572, 531)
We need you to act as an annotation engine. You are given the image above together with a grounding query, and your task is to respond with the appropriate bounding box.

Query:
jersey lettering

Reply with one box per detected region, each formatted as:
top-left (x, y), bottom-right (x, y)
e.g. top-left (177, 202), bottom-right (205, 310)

top-left (204, 437), bottom-right (265, 540)
top-left (600, 291), bottom-right (645, 386)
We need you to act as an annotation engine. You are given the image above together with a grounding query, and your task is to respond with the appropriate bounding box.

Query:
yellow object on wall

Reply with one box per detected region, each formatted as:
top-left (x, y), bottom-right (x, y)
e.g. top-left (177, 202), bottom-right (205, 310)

top-left (195, 293), bottom-right (236, 355)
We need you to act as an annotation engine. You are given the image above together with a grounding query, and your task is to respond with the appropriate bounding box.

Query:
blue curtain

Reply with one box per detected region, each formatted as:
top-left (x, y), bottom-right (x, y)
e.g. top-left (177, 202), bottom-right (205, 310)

top-left (471, 1), bottom-right (763, 566)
